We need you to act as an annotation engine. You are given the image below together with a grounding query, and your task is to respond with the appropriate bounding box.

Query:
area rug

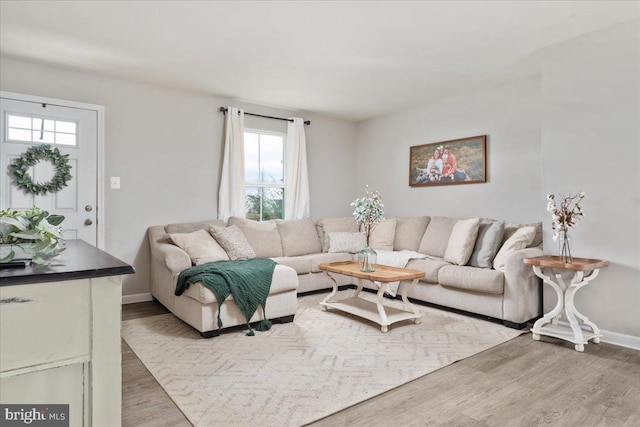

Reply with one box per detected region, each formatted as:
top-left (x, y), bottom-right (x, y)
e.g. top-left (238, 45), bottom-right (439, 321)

top-left (121, 291), bottom-right (523, 426)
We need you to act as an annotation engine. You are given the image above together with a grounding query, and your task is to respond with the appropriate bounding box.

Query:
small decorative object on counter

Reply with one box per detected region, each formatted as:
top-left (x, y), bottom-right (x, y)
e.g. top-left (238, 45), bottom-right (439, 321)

top-left (351, 186), bottom-right (385, 272)
top-left (0, 207), bottom-right (66, 265)
top-left (546, 191), bottom-right (585, 263)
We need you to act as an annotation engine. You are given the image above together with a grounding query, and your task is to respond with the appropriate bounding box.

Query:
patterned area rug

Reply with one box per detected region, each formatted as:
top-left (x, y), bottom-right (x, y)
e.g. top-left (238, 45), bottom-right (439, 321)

top-left (122, 291), bottom-right (523, 426)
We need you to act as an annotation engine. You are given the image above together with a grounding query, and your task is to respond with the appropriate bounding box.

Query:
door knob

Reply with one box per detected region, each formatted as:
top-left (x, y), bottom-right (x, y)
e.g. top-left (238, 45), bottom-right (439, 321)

top-left (84, 219), bottom-right (93, 226)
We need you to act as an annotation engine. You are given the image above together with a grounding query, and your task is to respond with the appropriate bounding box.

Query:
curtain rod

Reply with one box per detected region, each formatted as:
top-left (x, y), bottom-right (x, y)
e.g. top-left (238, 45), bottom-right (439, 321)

top-left (219, 107), bottom-right (310, 125)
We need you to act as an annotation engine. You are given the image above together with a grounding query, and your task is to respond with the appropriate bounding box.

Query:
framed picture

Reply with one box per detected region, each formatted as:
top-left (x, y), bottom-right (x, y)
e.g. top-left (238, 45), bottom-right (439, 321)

top-left (409, 135), bottom-right (487, 187)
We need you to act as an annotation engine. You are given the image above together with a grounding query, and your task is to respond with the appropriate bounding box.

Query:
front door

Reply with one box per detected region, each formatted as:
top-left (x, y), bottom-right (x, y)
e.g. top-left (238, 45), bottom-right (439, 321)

top-left (0, 96), bottom-right (99, 246)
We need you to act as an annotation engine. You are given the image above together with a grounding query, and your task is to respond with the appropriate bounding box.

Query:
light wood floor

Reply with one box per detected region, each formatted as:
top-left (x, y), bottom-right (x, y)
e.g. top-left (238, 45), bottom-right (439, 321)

top-left (122, 301), bottom-right (640, 427)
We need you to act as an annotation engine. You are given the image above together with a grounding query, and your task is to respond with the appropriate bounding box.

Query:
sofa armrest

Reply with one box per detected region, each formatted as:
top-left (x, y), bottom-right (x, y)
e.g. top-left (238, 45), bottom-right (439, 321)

top-left (148, 225), bottom-right (191, 276)
top-left (502, 246), bottom-right (544, 324)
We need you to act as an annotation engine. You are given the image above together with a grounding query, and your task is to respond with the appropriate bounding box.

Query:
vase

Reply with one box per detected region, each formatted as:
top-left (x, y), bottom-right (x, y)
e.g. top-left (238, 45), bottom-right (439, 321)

top-left (558, 230), bottom-right (573, 263)
top-left (0, 244), bottom-right (33, 264)
top-left (358, 245), bottom-right (377, 272)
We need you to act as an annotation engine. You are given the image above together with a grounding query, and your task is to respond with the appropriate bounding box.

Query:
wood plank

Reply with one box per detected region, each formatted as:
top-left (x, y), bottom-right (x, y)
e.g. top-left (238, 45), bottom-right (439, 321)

top-left (318, 261), bottom-right (425, 282)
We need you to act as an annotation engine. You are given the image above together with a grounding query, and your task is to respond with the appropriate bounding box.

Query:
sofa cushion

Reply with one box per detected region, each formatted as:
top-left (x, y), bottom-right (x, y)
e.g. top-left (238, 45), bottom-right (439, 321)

top-left (369, 218), bottom-right (396, 251)
top-left (271, 256), bottom-right (312, 275)
top-left (317, 217), bottom-right (359, 252)
top-left (276, 218), bottom-right (322, 256)
top-left (405, 257), bottom-right (450, 283)
top-left (227, 216), bottom-right (283, 258)
top-left (394, 216), bottom-right (431, 251)
top-left (168, 229), bottom-right (229, 265)
top-left (493, 226), bottom-right (535, 271)
top-left (209, 225), bottom-right (256, 260)
top-left (182, 264), bottom-right (298, 304)
top-left (165, 219), bottom-right (225, 234)
top-left (444, 218), bottom-right (480, 265)
top-left (328, 232), bottom-right (366, 253)
top-left (468, 220), bottom-right (505, 269)
top-left (418, 216), bottom-right (460, 257)
top-left (438, 265), bottom-right (504, 295)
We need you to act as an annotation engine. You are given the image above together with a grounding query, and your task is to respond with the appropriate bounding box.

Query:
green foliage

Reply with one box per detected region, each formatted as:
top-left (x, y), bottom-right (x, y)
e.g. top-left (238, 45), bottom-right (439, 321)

top-left (0, 207), bottom-right (66, 265)
top-left (9, 144), bottom-right (72, 195)
top-left (351, 187), bottom-right (385, 244)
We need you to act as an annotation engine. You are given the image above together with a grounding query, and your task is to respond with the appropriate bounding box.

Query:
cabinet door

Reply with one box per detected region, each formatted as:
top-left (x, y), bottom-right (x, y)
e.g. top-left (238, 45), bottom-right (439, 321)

top-left (0, 280), bottom-right (90, 372)
top-left (0, 363), bottom-right (86, 427)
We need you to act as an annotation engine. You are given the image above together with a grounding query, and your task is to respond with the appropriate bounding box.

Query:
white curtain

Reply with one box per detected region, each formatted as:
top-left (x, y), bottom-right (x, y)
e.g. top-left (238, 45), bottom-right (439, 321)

top-left (285, 118), bottom-right (310, 220)
top-left (218, 107), bottom-right (246, 221)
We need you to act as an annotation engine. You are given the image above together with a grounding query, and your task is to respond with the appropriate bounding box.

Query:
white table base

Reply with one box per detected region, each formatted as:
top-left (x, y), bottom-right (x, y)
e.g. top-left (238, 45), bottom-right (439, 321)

top-left (320, 275), bottom-right (422, 333)
top-left (531, 265), bottom-right (602, 352)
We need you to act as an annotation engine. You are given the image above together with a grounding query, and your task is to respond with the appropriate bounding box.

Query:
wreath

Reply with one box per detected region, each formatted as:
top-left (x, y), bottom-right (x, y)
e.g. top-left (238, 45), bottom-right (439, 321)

top-left (9, 144), bottom-right (72, 196)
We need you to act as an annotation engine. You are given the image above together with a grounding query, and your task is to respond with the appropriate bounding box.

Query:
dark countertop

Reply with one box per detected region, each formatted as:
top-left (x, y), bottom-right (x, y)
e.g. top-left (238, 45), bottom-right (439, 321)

top-left (0, 239), bottom-right (135, 286)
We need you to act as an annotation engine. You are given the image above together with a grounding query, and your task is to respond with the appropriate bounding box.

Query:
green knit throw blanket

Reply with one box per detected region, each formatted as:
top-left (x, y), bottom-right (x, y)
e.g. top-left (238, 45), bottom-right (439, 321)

top-left (175, 258), bottom-right (276, 336)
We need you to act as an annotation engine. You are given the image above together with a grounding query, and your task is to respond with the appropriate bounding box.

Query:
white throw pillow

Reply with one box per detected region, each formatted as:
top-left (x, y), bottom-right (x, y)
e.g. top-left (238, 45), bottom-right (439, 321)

top-left (368, 218), bottom-right (397, 251)
top-left (327, 232), bottom-right (367, 253)
top-left (169, 229), bottom-right (230, 265)
top-left (208, 225), bottom-right (256, 260)
top-left (444, 218), bottom-right (481, 265)
top-left (492, 226), bottom-right (536, 271)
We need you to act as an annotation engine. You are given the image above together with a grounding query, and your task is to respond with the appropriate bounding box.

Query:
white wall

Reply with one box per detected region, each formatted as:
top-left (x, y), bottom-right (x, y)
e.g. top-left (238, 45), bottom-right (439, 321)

top-left (539, 21), bottom-right (639, 339)
top-left (0, 57), bottom-right (357, 296)
top-left (356, 76), bottom-right (542, 223)
top-left (356, 21), bottom-right (640, 340)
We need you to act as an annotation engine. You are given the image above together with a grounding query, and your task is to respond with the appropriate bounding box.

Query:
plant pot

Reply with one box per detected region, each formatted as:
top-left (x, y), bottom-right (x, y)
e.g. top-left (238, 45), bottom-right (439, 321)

top-left (0, 243), bottom-right (34, 263)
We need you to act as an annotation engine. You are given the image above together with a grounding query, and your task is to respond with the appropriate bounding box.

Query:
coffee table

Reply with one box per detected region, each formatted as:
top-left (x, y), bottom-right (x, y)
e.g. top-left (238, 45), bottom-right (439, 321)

top-left (318, 261), bottom-right (425, 333)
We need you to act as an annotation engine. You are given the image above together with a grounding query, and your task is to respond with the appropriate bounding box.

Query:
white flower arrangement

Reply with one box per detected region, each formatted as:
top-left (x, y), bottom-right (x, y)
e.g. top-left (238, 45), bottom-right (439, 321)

top-left (546, 191), bottom-right (586, 241)
top-left (351, 186), bottom-right (385, 246)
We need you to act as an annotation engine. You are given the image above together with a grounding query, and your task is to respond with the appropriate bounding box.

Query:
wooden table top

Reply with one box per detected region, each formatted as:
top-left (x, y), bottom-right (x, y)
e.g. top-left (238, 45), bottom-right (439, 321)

top-left (523, 255), bottom-right (609, 271)
top-left (318, 261), bottom-right (425, 282)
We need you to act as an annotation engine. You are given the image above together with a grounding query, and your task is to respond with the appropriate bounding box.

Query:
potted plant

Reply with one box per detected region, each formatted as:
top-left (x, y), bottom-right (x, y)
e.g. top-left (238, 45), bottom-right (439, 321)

top-left (351, 187), bottom-right (385, 272)
top-left (0, 207), bottom-right (66, 265)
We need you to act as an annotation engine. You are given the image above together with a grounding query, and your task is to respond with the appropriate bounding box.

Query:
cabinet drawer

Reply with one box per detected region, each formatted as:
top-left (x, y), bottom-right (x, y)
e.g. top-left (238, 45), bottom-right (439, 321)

top-left (0, 280), bottom-right (90, 373)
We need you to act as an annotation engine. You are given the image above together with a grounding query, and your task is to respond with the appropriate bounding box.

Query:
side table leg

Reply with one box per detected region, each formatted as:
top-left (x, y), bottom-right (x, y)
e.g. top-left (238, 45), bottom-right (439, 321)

top-left (353, 278), bottom-right (364, 298)
top-left (568, 269), bottom-right (603, 344)
top-left (531, 266), bottom-right (565, 340)
top-left (560, 273), bottom-right (586, 349)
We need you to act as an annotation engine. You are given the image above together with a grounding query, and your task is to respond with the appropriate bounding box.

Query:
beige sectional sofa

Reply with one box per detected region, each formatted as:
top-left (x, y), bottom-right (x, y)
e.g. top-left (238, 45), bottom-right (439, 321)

top-left (148, 215), bottom-right (543, 337)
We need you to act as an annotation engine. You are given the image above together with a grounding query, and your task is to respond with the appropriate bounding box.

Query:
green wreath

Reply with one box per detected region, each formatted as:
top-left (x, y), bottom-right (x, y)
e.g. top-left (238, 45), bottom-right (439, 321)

top-left (9, 144), bottom-right (72, 196)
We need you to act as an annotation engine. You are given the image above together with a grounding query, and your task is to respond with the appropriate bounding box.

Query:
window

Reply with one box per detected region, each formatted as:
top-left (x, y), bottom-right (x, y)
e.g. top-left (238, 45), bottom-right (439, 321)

top-left (6, 113), bottom-right (78, 146)
top-left (244, 130), bottom-right (285, 221)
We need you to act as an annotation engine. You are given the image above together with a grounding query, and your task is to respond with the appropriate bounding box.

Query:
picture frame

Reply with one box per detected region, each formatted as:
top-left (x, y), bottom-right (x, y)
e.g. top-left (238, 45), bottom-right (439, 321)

top-left (409, 135), bottom-right (487, 187)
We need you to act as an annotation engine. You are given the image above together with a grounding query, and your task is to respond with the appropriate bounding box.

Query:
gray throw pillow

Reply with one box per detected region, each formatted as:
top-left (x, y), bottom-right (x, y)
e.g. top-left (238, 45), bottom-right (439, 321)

top-left (276, 218), bottom-right (322, 256)
top-left (468, 220), bottom-right (505, 268)
top-left (208, 225), bottom-right (256, 260)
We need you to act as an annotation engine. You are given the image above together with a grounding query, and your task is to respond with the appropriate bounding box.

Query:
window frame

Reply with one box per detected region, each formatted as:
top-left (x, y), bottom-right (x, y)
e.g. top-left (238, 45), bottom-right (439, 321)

top-left (243, 128), bottom-right (286, 221)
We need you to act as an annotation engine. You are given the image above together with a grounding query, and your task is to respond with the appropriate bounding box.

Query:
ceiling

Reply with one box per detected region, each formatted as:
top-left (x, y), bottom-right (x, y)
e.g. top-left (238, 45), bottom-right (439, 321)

top-left (1, 1), bottom-right (638, 122)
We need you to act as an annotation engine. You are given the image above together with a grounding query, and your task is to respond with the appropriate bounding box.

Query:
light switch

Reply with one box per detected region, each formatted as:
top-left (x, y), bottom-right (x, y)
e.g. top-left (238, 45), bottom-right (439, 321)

top-left (110, 177), bottom-right (120, 189)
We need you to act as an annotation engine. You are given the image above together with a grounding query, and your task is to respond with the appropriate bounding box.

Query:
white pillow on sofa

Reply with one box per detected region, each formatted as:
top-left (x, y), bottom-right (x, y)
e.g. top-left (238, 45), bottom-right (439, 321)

top-left (492, 226), bottom-right (535, 271)
top-left (169, 229), bottom-right (229, 265)
top-left (444, 218), bottom-right (480, 265)
top-left (327, 232), bottom-right (366, 253)
top-left (368, 218), bottom-right (396, 251)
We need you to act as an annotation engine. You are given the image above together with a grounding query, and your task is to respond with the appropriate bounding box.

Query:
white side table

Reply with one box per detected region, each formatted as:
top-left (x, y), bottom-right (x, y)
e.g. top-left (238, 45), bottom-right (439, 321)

top-left (523, 256), bottom-right (608, 352)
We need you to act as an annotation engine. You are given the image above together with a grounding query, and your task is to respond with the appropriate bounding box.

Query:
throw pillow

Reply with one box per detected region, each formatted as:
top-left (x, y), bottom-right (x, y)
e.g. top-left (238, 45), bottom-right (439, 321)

top-left (276, 218), bottom-right (322, 256)
top-left (227, 217), bottom-right (283, 257)
top-left (317, 217), bottom-right (359, 252)
top-left (327, 232), bottom-right (366, 253)
top-left (209, 225), bottom-right (257, 260)
top-left (168, 229), bottom-right (229, 265)
top-left (418, 216), bottom-right (460, 257)
top-left (468, 220), bottom-right (506, 268)
top-left (393, 216), bottom-right (431, 251)
top-left (503, 222), bottom-right (543, 248)
top-left (492, 226), bottom-right (536, 271)
top-left (444, 218), bottom-right (481, 265)
top-left (368, 218), bottom-right (397, 251)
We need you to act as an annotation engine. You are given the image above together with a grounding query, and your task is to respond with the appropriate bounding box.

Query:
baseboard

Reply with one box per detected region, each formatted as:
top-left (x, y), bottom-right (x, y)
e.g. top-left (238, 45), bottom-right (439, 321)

top-left (555, 320), bottom-right (640, 350)
top-left (122, 293), bottom-right (153, 305)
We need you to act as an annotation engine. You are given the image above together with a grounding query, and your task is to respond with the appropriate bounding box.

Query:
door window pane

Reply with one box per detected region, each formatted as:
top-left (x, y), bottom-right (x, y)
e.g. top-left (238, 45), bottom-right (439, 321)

top-left (6, 114), bottom-right (78, 146)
